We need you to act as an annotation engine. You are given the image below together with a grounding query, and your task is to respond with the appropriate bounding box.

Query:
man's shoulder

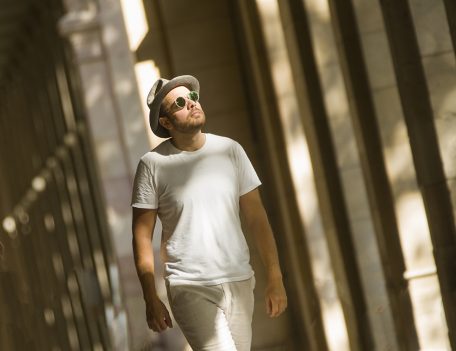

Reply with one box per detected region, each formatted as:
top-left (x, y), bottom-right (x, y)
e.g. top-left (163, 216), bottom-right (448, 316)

top-left (207, 133), bottom-right (238, 148)
top-left (139, 139), bottom-right (172, 163)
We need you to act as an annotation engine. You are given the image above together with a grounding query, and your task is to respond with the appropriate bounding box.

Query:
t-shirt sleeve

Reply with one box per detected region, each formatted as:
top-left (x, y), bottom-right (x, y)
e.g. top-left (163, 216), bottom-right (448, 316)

top-left (131, 159), bottom-right (158, 209)
top-left (233, 142), bottom-right (262, 196)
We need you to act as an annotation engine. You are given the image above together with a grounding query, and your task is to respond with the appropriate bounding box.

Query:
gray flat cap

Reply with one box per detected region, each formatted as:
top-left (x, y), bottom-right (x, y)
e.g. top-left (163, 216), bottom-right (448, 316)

top-left (147, 75), bottom-right (200, 138)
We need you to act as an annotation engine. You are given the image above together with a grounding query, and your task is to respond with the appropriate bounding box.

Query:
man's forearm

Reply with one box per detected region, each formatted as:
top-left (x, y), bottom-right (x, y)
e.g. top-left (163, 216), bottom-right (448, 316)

top-left (133, 235), bottom-right (159, 302)
top-left (250, 210), bottom-right (283, 280)
top-left (240, 190), bottom-right (288, 317)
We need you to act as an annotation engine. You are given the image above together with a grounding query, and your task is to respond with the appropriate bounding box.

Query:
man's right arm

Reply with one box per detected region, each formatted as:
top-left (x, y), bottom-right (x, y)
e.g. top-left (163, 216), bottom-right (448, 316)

top-left (132, 207), bottom-right (173, 332)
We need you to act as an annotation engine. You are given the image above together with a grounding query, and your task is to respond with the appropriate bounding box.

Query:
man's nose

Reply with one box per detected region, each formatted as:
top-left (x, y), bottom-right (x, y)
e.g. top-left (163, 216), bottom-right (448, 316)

top-left (186, 98), bottom-right (196, 108)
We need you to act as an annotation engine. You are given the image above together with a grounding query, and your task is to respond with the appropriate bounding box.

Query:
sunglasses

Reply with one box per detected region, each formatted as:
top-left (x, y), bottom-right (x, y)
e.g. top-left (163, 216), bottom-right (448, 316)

top-left (173, 91), bottom-right (199, 109)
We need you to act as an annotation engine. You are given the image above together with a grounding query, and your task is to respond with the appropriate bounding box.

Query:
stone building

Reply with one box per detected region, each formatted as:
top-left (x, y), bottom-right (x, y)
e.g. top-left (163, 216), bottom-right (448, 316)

top-left (1, 0), bottom-right (456, 350)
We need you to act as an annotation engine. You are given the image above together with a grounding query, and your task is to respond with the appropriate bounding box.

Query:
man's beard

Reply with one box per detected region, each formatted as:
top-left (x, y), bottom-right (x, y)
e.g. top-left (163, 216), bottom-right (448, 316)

top-left (170, 109), bottom-right (206, 134)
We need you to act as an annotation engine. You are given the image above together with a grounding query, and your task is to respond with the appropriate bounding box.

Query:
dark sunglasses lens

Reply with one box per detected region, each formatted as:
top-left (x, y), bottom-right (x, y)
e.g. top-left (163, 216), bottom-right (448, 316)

top-left (188, 91), bottom-right (199, 102)
top-left (175, 97), bottom-right (186, 108)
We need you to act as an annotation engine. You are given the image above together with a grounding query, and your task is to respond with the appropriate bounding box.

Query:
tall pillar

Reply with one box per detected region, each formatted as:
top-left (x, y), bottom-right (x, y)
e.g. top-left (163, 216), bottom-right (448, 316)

top-left (58, 1), bottom-right (142, 348)
top-left (326, 0), bottom-right (420, 349)
top-left (379, 0), bottom-right (456, 348)
top-left (236, 0), bottom-right (330, 349)
top-left (277, 0), bottom-right (374, 349)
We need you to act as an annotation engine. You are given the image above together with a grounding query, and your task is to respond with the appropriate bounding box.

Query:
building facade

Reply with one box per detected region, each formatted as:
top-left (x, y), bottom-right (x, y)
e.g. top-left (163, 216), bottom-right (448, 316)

top-left (1, 0), bottom-right (456, 350)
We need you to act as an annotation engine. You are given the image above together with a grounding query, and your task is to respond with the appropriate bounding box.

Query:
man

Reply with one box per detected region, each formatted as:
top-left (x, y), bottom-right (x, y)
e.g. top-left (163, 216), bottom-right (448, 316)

top-left (131, 75), bottom-right (287, 351)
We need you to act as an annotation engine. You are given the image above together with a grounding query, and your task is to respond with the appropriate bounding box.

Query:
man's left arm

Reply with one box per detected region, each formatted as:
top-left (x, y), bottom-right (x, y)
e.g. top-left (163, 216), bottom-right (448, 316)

top-left (240, 188), bottom-right (287, 318)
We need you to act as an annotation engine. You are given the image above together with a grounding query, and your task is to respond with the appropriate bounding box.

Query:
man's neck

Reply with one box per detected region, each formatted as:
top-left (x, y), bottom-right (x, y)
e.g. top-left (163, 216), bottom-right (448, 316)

top-left (170, 131), bottom-right (206, 152)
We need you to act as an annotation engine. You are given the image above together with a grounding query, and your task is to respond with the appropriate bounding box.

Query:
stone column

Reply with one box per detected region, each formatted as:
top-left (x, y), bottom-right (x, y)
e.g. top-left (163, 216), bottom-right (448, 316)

top-left (379, 0), bottom-right (456, 348)
top-left (277, 1), bottom-right (374, 349)
top-left (59, 0), bottom-right (151, 348)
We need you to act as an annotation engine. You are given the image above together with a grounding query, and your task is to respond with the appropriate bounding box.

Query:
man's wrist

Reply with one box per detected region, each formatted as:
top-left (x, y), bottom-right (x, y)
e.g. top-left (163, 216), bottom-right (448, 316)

top-left (266, 266), bottom-right (283, 281)
top-left (143, 291), bottom-right (160, 305)
top-left (138, 271), bottom-right (159, 304)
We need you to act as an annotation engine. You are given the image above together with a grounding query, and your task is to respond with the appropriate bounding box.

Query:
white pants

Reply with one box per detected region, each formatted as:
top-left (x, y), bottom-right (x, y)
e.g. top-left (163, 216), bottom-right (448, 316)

top-left (166, 277), bottom-right (256, 351)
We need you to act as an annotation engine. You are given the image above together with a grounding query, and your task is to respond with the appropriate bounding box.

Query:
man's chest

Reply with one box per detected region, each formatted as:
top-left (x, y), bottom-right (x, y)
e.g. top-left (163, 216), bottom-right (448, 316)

top-left (155, 153), bottom-right (238, 204)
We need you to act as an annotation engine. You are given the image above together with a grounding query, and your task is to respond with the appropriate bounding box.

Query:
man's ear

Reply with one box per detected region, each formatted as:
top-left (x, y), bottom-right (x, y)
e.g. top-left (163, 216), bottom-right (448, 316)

top-left (159, 116), bottom-right (173, 131)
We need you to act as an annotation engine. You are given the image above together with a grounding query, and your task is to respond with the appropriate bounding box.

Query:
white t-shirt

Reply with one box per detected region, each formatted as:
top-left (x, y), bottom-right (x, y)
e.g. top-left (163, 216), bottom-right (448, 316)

top-left (131, 133), bottom-right (262, 285)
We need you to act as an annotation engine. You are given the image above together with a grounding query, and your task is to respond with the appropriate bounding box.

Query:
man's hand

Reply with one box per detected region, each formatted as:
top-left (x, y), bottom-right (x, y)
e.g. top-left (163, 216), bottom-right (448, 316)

top-left (145, 297), bottom-right (173, 332)
top-left (265, 277), bottom-right (287, 318)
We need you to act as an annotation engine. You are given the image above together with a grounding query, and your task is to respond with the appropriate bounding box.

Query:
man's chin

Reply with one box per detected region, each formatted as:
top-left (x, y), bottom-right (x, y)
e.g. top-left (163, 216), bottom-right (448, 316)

top-left (176, 121), bottom-right (205, 134)
top-left (189, 115), bottom-right (206, 128)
